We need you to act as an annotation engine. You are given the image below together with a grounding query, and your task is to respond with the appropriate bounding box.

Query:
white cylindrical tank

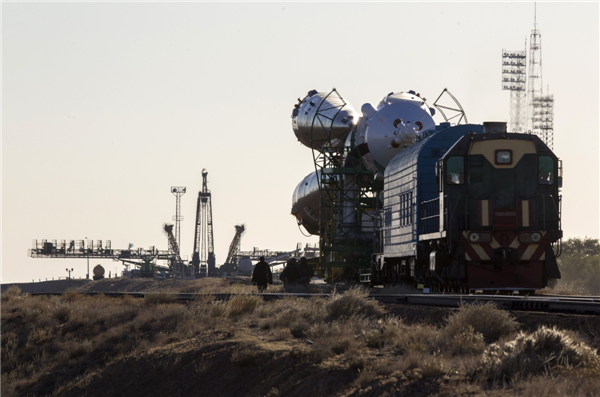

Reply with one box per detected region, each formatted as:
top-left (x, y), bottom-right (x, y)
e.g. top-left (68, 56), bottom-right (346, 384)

top-left (291, 170), bottom-right (323, 235)
top-left (238, 258), bottom-right (253, 272)
top-left (349, 91), bottom-right (435, 174)
top-left (291, 89), bottom-right (356, 150)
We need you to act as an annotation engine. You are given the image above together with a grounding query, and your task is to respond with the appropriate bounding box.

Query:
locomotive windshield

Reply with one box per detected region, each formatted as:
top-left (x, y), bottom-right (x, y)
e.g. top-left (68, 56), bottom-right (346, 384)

top-left (538, 156), bottom-right (555, 184)
top-left (446, 156), bottom-right (465, 185)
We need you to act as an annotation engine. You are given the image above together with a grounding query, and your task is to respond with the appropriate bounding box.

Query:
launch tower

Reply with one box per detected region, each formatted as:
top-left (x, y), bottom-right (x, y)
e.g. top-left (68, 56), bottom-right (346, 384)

top-left (503, 5), bottom-right (554, 148)
top-left (192, 169), bottom-right (215, 277)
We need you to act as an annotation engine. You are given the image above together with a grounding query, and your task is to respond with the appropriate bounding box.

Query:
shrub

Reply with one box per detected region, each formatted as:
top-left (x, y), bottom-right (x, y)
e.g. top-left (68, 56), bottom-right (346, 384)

top-left (1, 286), bottom-right (22, 302)
top-left (62, 290), bottom-right (82, 302)
top-left (396, 324), bottom-right (440, 353)
top-left (394, 351), bottom-right (447, 379)
top-left (348, 354), bottom-right (368, 370)
top-left (30, 327), bottom-right (54, 345)
top-left (360, 317), bottom-right (405, 349)
top-left (478, 326), bottom-right (600, 380)
top-left (67, 340), bottom-right (92, 359)
top-left (53, 306), bottom-right (72, 323)
top-left (272, 328), bottom-right (292, 341)
top-left (331, 336), bottom-right (356, 355)
top-left (437, 325), bottom-right (486, 357)
top-left (558, 253), bottom-right (600, 295)
top-left (540, 282), bottom-right (589, 296)
top-left (325, 287), bottom-right (384, 322)
top-left (445, 302), bottom-right (518, 343)
top-left (208, 301), bottom-right (228, 318)
top-left (226, 294), bottom-right (263, 317)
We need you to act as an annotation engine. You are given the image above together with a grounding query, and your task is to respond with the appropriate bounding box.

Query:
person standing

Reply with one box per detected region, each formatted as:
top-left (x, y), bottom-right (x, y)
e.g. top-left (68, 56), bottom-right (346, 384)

top-left (297, 257), bottom-right (312, 285)
top-left (252, 256), bottom-right (272, 293)
top-left (280, 258), bottom-right (298, 286)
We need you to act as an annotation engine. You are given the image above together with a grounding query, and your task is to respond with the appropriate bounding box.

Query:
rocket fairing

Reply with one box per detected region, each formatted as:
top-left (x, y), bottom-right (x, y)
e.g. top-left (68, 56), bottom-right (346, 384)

top-left (291, 89), bottom-right (436, 235)
top-left (291, 90), bottom-right (357, 150)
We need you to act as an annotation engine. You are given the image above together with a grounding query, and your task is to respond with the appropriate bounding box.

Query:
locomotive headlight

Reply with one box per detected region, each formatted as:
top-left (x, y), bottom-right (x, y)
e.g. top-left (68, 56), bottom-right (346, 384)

top-left (520, 233), bottom-right (532, 243)
top-left (519, 232), bottom-right (542, 243)
top-left (478, 233), bottom-right (492, 243)
top-left (496, 150), bottom-right (512, 164)
top-left (469, 232), bottom-right (491, 243)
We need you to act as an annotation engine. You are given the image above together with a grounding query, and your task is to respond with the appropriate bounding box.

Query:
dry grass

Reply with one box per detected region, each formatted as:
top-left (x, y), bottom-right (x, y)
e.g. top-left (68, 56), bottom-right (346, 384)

top-left (426, 302), bottom-right (518, 359)
top-left (2, 283), bottom-right (599, 397)
top-left (539, 282), bottom-right (591, 296)
top-left (478, 326), bottom-right (600, 381)
top-left (445, 302), bottom-right (518, 343)
top-left (226, 294), bottom-right (263, 317)
top-left (324, 287), bottom-right (384, 321)
top-left (492, 372), bottom-right (600, 397)
top-left (1, 286), bottom-right (25, 303)
top-left (359, 317), bottom-right (405, 349)
top-left (438, 325), bottom-right (487, 357)
top-left (143, 292), bottom-right (176, 306)
top-left (0, 290), bottom-right (236, 397)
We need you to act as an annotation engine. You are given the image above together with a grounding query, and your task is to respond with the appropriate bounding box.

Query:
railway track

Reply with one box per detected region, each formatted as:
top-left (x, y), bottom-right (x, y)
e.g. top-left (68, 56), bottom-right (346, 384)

top-left (31, 291), bottom-right (600, 315)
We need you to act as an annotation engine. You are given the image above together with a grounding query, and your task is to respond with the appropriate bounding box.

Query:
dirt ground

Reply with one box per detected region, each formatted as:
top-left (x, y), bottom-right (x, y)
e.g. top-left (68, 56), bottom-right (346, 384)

top-left (2, 279), bottom-right (599, 397)
top-left (42, 300), bottom-right (600, 397)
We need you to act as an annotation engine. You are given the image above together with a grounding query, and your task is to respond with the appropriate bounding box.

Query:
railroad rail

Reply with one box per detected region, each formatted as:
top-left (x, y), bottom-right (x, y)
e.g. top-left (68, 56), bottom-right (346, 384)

top-left (29, 291), bottom-right (600, 315)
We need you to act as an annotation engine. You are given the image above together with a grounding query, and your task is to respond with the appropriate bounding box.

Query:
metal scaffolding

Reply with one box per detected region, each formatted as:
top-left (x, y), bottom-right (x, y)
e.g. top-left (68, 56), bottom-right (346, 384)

top-left (28, 239), bottom-right (172, 276)
top-left (310, 89), bottom-right (379, 283)
top-left (527, 5), bottom-right (554, 149)
top-left (192, 169), bottom-right (215, 277)
top-left (501, 5), bottom-right (554, 147)
top-left (171, 186), bottom-right (186, 260)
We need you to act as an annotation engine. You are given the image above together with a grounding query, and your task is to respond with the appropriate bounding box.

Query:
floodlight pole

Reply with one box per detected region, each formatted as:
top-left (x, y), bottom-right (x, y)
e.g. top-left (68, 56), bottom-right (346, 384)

top-left (86, 236), bottom-right (90, 279)
top-left (66, 268), bottom-right (73, 288)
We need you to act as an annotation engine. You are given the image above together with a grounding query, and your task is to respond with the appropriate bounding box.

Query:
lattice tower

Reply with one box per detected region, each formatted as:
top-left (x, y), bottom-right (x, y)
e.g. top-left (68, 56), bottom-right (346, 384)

top-left (533, 94), bottom-right (554, 149)
top-left (171, 186), bottom-right (186, 259)
top-left (163, 223), bottom-right (183, 277)
top-left (502, 48), bottom-right (527, 132)
top-left (192, 169), bottom-right (215, 277)
top-left (526, 6), bottom-right (554, 148)
top-left (225, 224), bottom-right (245, 265)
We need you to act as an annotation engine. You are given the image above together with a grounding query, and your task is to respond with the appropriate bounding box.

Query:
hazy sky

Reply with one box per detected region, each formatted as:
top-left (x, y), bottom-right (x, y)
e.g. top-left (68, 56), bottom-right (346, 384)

top-left (2, 2), bottom-right (598, 283)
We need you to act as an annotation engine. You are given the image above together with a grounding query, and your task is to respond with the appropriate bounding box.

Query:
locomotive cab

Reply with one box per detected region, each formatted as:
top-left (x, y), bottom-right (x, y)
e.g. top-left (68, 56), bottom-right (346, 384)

top-left (435, 124), bottom-right (562, 291)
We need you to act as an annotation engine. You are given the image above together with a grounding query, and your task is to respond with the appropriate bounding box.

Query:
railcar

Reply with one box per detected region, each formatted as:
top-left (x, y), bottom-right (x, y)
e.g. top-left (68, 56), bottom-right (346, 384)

top-left (373, 121), bottom-right (562, 293)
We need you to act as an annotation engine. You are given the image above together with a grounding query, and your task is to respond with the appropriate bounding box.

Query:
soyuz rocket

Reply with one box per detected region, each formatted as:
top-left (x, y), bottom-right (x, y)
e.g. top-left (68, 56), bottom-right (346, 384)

top-left (290, 89), bottom-right (437, 235)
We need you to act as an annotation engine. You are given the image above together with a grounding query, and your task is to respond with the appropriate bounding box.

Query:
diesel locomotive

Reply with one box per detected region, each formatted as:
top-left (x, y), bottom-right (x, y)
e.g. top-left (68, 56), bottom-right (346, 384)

top-left (374, 121), bottom-right (562, 293)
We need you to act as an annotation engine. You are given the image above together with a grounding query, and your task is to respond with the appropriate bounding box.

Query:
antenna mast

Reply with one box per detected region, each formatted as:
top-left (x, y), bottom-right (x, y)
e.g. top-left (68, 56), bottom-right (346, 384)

top-left (527, 4), bottom-right (554, 148)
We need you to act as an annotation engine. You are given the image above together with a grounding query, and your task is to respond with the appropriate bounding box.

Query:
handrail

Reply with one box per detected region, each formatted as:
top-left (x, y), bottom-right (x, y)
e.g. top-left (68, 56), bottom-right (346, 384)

top-left (421, 194), bottom-right (561, 241)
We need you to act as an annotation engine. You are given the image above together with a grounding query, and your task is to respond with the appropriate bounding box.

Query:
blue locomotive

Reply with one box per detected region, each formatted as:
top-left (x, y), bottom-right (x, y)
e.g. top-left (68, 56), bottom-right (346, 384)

top-left (373, 121), bottom-right (562, 293)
